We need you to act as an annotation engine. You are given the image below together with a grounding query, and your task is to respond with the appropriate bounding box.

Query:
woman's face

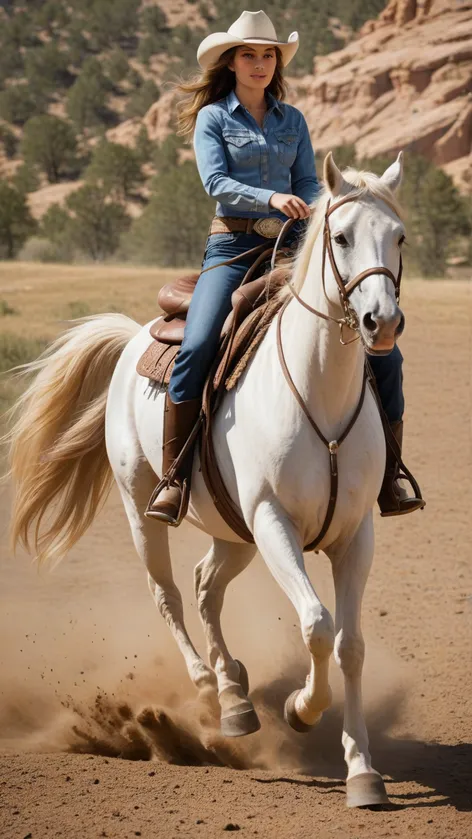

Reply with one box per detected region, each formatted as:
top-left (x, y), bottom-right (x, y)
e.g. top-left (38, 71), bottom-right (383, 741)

top-left (228, 45), bottom-right (277, 90)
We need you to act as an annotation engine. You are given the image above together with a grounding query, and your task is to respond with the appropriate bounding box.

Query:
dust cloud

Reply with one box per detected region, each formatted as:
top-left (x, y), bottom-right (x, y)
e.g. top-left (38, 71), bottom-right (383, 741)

top-left (0, 486), bottom-right (408, 776)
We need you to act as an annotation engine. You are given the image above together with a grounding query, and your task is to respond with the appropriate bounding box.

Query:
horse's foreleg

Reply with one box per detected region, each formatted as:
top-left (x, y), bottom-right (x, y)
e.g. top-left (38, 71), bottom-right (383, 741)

top-left (195, 539), bottom-right (260, 736)
top-left (116, 461), bottom-right (216, 695)
top-left (330, 514), bottom-right (389, 807)
top-left (253, 500), bottom-right (334, 729)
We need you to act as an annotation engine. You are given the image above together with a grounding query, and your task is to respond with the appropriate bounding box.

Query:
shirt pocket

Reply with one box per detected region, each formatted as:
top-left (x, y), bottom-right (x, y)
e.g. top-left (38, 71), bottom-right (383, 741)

top-left (275, 130), bottom-right (298, 167)
top-left (222, 129), bottom-right (257, 168)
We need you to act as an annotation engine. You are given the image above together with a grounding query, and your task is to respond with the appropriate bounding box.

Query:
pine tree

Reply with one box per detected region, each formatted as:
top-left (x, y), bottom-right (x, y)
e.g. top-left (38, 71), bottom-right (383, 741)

top-left (65, 184), bottom-right (131, 260)
top-left (20, 115), bottom-right (78, 183)
top-left (0, 180), bottom-right (37, 259)
top-left (85, 139), bottom-right (144, 201)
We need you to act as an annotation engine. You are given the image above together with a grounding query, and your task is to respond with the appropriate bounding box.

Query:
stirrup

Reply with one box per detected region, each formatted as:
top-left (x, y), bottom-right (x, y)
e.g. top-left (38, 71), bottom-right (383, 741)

top-left (144, 476), bottom-right (190, 526)
top-left (379, 469), bottom-right (425, 518)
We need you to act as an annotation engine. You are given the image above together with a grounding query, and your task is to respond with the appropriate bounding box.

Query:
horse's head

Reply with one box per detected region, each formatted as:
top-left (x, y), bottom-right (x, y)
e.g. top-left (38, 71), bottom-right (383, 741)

top-left (319, 152), bottom-right (405, 355)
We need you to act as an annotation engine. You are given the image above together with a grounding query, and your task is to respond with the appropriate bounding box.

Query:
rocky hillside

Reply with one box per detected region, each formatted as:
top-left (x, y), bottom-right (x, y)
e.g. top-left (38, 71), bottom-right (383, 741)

top-left (132, 0), bottom-right (471, 194)
top-left (1, 0), bottom-right (470, 227)
top-left (290, 0), bottom-right (472, 192)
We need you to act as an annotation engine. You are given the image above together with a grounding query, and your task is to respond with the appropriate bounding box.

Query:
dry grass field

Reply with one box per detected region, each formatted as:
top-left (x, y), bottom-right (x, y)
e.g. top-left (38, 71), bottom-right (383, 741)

top-left (0, 262), bottom-right (471, 838)
top-left (0, 261), bottom-right (183, 341)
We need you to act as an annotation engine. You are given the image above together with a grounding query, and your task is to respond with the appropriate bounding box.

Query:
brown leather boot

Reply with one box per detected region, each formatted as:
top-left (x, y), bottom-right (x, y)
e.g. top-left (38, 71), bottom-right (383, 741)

top-left (145, 393), bottom-right (201, 525)
top-left (378, 420), bottom-right (425, 516)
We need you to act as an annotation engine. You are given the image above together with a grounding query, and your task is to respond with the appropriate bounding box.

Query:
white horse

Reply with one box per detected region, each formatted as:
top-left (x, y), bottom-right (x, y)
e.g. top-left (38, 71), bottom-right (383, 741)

top-left (6, 153), bottom-right (407, 807)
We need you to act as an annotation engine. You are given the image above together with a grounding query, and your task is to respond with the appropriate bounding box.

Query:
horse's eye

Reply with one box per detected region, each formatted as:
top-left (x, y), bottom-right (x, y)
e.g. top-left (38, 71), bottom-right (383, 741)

top-left (399, 234), bottom-right (406, 247)
top-left (334, 233), bottom-right (348, 247)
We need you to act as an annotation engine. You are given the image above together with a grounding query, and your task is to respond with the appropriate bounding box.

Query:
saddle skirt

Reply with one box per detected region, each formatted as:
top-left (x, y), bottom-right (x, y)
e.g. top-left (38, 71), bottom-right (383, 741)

top-left (135, 253), bottom-right (292, 544)
top-left (136, 262), bottom-right (291, 391)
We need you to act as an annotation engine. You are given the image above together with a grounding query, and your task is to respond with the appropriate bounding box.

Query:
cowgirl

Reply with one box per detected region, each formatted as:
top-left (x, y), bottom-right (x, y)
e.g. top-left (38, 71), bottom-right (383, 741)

top-left (146, 10), bottom-right (421, 525)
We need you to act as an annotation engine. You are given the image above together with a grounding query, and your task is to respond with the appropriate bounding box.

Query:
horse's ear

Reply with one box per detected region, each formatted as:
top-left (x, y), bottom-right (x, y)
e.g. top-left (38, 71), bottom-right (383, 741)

top-left (380, 151), bottom-right (403, 192)
top-left (323, 151), bottom-right (347, 196)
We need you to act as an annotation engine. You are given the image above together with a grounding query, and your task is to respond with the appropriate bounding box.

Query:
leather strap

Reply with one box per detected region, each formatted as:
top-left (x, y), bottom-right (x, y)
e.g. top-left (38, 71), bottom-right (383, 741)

top-left (210, 216), bottom-right (260, 235)
top-left (209, 216), bottom-right (285, 237)
top-left (200, 193), bottom-right (404, 551)
top-left (276, 295), bottom-right (368, 551)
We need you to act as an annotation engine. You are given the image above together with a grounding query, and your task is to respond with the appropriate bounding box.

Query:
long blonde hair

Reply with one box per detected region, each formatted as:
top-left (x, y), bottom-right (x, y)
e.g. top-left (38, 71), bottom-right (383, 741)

top-left (174, 46), bottom-right (287, 137)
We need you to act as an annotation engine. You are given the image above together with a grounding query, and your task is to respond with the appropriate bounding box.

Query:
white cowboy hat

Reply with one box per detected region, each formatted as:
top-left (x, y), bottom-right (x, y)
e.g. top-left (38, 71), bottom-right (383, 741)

top-left (197, 10), bottom-right (299, 70)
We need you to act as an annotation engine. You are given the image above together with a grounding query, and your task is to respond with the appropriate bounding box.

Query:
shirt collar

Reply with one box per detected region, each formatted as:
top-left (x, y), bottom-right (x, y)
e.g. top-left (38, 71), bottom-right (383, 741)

top-left (226, 88), bottom-right (283, 116)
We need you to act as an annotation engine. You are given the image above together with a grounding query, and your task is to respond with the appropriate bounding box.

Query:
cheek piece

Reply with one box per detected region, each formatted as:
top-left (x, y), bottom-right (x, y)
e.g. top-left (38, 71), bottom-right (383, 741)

top-left (271, 193), bottom-right (403, 346)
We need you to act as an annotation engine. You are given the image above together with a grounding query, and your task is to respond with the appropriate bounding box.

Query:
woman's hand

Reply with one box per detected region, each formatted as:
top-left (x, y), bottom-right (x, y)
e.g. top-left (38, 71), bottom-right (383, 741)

top-left (269, 193), bottom-right (311, 219)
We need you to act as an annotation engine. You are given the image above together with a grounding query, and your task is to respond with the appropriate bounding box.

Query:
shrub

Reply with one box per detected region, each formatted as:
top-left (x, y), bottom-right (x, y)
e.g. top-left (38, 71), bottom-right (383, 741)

top-left (121, 160), bottom-right (213, 266)
top-left (20, 114), bottom-right (78, 183)
top-left (409, 166), bottom-right (470, 276)
top-left (127, 67), bottom-right (144, 89)
top-left (65, 183), bottom-right (131, 260)
top-left (40, 203), bottom-right (71, 244)
top-left (124, 79), bottom-right (160, 118)
top-left (11, 163), bottom-right (41, 196)
top-left (0, 123), bottom-right (18, 158)
top-left (0, 180), bottom-right (37, 259)
top-left (66, 26), bottom-right (90, 66)
top-left (66, 57), bottom-right (113, 132)
top-left (84, 139), bottom-right (144, 200)
top-left (0, 43), bottom-right (24, 82)
top-left (141, 5), bottom-right (168, 36)
top-left (134, 124), bottom-right (153, 166)
top-left (138, 5), bottom-right (169, 64)
top-left (0, 299), bottom-right (18, 316)
top-left (106, 47), bottom-right (130, 85)
top-left (86, 0), bottom-right (141, 50)
top-left (0, 85), bottom-right (43, 125)
top-left (33, 1), bottom-right (71, 34)
top-left (24, 42), bottom-right (72, 96)
top-left (153, 133), bottom-right (184, 172)
top-left (16, 236), bottom-right (72, 263)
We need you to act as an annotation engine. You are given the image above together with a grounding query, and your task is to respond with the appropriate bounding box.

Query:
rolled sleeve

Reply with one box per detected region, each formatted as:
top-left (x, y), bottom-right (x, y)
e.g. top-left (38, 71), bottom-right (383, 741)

top-left (291, 114), bottom-right (320, 206)
top-left (194, 108), bottom-right (276, 214)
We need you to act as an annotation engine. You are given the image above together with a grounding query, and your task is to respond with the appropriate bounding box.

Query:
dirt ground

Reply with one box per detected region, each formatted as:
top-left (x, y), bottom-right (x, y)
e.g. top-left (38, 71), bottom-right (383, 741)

top-left (0, 272), bottom-right (471, 839)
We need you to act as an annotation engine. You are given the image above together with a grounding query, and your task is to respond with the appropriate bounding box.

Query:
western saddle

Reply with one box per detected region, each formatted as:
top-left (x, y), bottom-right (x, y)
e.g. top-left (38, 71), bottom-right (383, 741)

top-left (136, 245), bottom-right (293, 542)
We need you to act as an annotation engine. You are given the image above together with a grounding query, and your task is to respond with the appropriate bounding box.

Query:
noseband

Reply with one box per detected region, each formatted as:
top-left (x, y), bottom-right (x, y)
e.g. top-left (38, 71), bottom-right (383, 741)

top-left (272, 192), bottom-right (403, 343)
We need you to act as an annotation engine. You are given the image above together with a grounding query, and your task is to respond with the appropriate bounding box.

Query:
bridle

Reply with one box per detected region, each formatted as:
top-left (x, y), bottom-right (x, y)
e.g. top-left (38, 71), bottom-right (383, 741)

top-left (194, 192), bottom-right (412, 551)
top-left (272, 191), bottom-right (403, 344)
top-left (273, 192), bottom-right (404, 552)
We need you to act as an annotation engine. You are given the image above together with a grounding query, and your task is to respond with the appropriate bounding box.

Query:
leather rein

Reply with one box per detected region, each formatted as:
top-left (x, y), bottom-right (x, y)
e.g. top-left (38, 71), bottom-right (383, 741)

top-left (201, 194), bottom-right (403, 552)
top-left (274, 193), bottom-right (403, 551)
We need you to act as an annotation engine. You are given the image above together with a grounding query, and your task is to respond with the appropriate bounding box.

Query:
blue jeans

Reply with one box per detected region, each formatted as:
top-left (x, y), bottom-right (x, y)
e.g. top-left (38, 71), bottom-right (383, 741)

top-left (168, 225), bottom-right (304, 402)
top-left (168, 227), bottom-right (405, 424)
top-left (368, 347), bottom-right (404, 423)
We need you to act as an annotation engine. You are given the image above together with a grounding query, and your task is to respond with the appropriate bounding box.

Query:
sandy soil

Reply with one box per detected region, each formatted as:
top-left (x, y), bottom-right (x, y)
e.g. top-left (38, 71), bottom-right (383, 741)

top-left (0, 278), bottom-right (471, 838)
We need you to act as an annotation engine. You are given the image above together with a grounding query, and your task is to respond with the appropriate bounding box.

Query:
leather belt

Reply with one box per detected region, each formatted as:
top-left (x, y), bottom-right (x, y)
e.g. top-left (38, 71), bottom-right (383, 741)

top-left (210, 216), bottom-right (285, 239)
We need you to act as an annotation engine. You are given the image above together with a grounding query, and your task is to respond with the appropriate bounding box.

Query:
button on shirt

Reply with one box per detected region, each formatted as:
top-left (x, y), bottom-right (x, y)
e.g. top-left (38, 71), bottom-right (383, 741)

top-left (194, 89), bottom-right (320, 219)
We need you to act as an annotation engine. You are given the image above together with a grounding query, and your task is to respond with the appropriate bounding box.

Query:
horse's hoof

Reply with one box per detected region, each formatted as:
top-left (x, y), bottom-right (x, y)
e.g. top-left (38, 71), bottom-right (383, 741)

top-left (284, 690), bottom-right (315, 733)
top-left (220, 707), bottom-right (261, 738)
top-left (234, 659), bottom-right (249, 695)
top-left (346, 773), bottom-right (389, 808)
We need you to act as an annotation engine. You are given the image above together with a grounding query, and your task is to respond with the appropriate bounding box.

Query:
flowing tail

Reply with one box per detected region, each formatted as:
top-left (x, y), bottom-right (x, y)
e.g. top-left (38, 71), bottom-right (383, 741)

top-left (3, 314), bottom-right (140, 566)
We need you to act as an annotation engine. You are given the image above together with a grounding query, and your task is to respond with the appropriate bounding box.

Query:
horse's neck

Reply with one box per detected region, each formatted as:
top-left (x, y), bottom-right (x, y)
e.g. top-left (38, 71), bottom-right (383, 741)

top-left (281, 245), bottom-right (365, 440)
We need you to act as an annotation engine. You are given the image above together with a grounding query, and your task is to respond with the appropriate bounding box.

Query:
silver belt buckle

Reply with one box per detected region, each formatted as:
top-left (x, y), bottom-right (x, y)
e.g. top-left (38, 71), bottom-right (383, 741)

top-left (253, 217), bottom-right (284, 238)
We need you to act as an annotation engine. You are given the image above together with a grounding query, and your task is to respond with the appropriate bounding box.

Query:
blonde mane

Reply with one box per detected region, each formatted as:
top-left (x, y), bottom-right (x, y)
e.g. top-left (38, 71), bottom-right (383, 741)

top-left (291, 166), bottom-right (405, 293)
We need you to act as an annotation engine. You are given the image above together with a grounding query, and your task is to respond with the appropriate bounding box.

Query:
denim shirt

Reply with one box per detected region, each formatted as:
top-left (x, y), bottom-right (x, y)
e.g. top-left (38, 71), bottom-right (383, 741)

top-left (194, 89), bottom-right (320, 219)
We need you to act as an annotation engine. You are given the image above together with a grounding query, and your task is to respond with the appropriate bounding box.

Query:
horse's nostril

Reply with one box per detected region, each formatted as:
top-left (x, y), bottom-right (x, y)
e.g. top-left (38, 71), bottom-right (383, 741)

top-left (396, 313), bottom-right (405, 336)
top-left (363, 313), bottom-right (377, 333)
